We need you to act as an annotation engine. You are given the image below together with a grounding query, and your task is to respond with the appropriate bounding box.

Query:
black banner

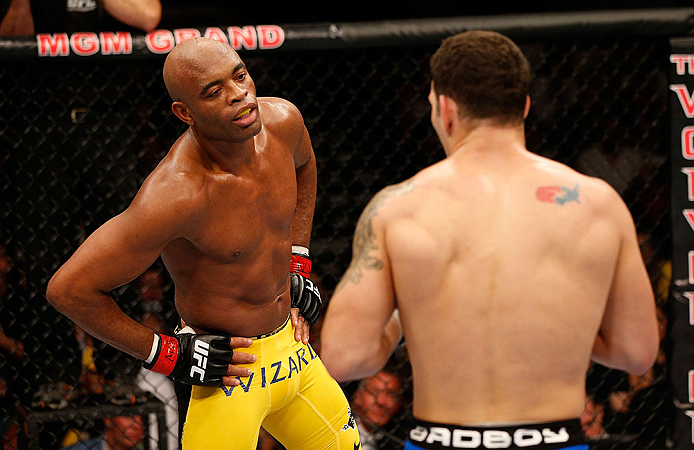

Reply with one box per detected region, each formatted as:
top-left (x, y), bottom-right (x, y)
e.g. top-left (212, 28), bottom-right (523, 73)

top-left (670, 36), bottom-right (694, 450)
top-left (0, 7), bottom-right (692, 60)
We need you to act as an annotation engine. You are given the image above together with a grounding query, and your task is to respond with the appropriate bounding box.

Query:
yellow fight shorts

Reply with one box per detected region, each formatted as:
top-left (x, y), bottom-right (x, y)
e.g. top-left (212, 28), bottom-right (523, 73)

top-left (181, 316), bottom-right (361, 450)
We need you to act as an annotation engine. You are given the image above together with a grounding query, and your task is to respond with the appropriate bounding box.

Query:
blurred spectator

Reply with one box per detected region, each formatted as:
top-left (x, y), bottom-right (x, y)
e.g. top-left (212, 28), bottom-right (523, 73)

top-left (589, 229), bottom-right (671, 449)
top-left (580, 394), bottom-right (605, 440)
top-left (0, 375), bottom-right (25, 450)
top-left (0, 0), bottom-right (161, 36)
top-left (75, 325), bottom-right (107, 398)
top-left (352, 370), bottom-right (404, 450)
top-left (134, 268), bottom-right (178, 450)
top-left (0, 245), bottom-right (23, 366)
top-left (603, 305), bottom-right (669, 446)
top-left (138, 268), bottom-right (166, 334)
top-left (62, 415), bottom-right (144, 450)
top-left (0, 245), bottom-right (26, 450)
top-left (0, 324), bottom-right (22, 362)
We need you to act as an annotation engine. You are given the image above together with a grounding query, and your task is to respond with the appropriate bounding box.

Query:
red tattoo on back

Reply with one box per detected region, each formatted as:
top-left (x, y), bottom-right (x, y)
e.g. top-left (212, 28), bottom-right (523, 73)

top-left (536, 184), bottom-right (580, 205)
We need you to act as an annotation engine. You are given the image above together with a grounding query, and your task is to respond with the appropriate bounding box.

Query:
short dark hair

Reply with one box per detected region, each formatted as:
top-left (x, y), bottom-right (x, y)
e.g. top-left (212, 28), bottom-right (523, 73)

top-left (430, 30), bottom-right (531, 124)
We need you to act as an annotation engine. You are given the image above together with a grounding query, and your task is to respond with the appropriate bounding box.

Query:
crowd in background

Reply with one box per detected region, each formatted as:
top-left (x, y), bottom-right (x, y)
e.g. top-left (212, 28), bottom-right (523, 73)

top-left (0, 1), bottom-right (677, 449)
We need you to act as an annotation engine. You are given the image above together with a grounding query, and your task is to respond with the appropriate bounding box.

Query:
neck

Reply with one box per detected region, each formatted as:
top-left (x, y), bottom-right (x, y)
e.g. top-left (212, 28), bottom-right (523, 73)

top-left (188, 128), bottom-right (257, 173)
top-left (445, 121), bottom-right (527, 158)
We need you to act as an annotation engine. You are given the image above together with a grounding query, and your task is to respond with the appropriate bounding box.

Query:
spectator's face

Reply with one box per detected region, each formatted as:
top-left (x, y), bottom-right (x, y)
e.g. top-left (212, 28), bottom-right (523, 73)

top-left (580, 399), bottom-right (604, 438)
top-left (0, 250), bottom-right (10, 299)
top-left (105, 416), bottom-right (144, 450)
top-left (353, 372), bottom-right (403, 426)
top-left (140, 270), bottom-right (164, 303)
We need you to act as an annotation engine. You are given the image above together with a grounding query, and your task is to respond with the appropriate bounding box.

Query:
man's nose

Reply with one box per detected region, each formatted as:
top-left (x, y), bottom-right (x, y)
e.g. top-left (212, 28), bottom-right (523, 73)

top-left (226, 83), bottom-right (247, 104)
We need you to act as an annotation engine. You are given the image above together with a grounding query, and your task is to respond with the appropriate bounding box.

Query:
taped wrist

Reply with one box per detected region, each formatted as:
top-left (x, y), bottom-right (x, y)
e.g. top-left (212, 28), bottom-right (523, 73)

top-left (142, 334), bottom-right (179, 376)
top-left (290, 245), bottom-right (311, 278)
top-left (144, 334), bottom-right (160, 364)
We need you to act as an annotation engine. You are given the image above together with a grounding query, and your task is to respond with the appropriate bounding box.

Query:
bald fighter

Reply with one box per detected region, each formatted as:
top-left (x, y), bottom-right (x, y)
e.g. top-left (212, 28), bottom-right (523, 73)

top-left (320, 30), bottom-right (659, 450)
top-left (47, 37), bottom-right (359, 450)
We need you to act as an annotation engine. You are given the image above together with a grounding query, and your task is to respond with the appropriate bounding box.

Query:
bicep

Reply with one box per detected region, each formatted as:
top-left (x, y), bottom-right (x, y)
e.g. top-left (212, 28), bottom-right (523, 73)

top-left (597, 199), bottom-right (658, 371)
top-left (603, 202), bottom-right (654, 329)
top-left (326, 206), bottom-right (396, 345)
top-left (602, 224), bottom-right (654, 336)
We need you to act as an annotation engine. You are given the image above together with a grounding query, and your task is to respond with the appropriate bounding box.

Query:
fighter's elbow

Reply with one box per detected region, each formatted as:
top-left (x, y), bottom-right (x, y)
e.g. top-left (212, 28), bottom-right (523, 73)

top-left (628, 336), bottom-right (659, 376)
top-left (320, 347), bottom-right (350, 382)
top-left (120, 5), bottom-right (161, 32)
top-left (46, 271), bottom-right (75, 312)
top-left (138, 10), bottom-right (161, 33)
top-left (325, 362), bottom-right (354, 383)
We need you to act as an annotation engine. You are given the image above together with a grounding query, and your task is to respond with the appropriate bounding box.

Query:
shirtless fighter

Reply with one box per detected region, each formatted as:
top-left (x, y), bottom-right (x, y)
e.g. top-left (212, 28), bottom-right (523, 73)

top-left (47, 37), bottom-right (359, 450)
top-left (320, 30), bottom-right (659, 450)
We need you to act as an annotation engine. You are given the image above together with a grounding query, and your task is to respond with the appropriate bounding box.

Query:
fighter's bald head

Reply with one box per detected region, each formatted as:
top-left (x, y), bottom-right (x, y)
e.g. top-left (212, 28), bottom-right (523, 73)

top-left (163, 37), bottom-right (240, 102)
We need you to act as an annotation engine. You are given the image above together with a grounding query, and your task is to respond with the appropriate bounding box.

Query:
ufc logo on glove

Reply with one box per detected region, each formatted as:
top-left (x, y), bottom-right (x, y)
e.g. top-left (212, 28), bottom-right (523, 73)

top-left (191, 340), bottom-right (210, 381)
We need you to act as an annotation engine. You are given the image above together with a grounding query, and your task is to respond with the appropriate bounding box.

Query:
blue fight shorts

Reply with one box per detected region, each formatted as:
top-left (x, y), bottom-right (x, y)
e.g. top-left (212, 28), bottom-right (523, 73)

top-left (404, 418), bottom-right (588, 450)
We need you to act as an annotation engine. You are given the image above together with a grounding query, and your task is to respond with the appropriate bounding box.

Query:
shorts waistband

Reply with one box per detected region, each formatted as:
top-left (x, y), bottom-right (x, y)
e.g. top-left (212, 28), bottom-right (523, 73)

top-left (251, 314), bottom-right (291, 339)
top-left (407, 418), bottom-right (586, 450)
top-left (174, 314), bottom-right (291, 340)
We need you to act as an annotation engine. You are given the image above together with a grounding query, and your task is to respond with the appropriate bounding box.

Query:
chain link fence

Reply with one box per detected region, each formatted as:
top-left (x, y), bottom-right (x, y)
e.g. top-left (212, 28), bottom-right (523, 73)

top-left (0, 26), bottom-right (674, 450)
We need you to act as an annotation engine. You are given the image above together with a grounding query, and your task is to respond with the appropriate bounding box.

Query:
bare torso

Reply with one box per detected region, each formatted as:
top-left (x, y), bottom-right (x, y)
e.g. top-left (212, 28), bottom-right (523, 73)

top-left (154, 98), bottom-right (299, 336)
top-left (386, 144), bottom-right (622, 424)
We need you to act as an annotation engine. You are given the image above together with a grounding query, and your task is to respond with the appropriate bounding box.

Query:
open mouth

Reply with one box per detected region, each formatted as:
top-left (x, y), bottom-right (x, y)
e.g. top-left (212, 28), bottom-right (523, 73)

top-left (234, 107), bottom-right (253, 121)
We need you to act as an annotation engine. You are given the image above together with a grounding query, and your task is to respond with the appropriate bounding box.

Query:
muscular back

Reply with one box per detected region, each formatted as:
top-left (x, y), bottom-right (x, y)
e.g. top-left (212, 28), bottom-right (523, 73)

top-left (383, 145), bottom-right (652, 424)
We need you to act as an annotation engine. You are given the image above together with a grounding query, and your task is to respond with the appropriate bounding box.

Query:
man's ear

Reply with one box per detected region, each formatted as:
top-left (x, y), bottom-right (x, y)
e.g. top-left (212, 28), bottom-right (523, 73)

top-left (439, 95), bottom-right (457, 135)
top-left (523, 95), bottom-right (531, 119)
top-left (172, 102), bottom-right (194, 126)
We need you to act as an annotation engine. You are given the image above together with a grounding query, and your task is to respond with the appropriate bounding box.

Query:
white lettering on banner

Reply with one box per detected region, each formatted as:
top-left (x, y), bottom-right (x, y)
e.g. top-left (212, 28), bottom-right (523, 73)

top-left (684, 210), bottom-right (694, 231)
top-left (204, 27), bottom-right (229, 45)
top-left (689, 251), bottom-right (694, 285)
top-left (690, 370), bottom-right (694, 403)
top-left (682, 168), bottom-right (694, 201)
top-left (70, 32), bottom-right (99, 56)
top-left (684, 292), bottom-right (694, 325)
top-left (257, 25), bottom-right (285, 49)
top-left (39, 31), bottom-right (132, 56)
top-left (687, 410), bottom-right (694, 444)
top-left (100, 32), bottom-right (132, 55)
top-left (671, 55), bottom-right (694, 75)
top-left (145, 30), bottom-right (174, 54)
top-left (671, 84), bottom-right (694, 118)
top-left (228, 26), bottom-right (257, 50)
top-left (37, 34), bottom-right (69, 57)
top-left (683, 126), bottom-right (694, 159)
top-left (36, 25), bottom-right (286, 57)
top-left (174, 28), bottom-right (201, 44)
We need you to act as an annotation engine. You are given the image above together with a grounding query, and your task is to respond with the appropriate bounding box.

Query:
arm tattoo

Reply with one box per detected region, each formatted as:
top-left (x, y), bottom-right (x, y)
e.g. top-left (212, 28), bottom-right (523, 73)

top-left (335, 180), bottom-right (415, 293)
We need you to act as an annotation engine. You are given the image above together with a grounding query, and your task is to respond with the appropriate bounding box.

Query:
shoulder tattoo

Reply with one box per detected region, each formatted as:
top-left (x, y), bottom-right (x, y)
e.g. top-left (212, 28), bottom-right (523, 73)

top-left (535, 184), bottom-right (580, 205)
top-left (335, 180), bottom-right (415, 293)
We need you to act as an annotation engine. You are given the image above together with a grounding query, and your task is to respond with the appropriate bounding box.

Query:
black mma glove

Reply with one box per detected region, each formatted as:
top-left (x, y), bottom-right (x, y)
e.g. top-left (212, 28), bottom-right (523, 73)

top-left (289, 246), bottom-right (322, 327)
top-left (142, 333), bottom-right (232, 386)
